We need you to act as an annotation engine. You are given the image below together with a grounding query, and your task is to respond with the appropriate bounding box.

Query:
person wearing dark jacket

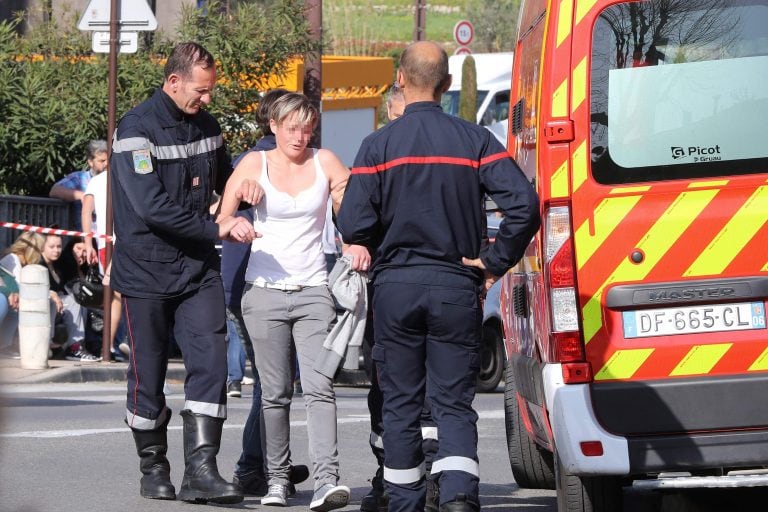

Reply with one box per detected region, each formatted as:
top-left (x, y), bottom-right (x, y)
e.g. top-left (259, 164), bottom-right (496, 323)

top-left (336, 41), bottom-right (540, 512)
top-left (110, 42), bottom-right (255, 505)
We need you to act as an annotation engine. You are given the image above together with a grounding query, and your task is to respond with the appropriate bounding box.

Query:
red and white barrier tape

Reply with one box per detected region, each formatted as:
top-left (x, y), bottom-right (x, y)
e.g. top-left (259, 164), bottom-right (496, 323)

top-left (1, 222), bottom-right (114, 241)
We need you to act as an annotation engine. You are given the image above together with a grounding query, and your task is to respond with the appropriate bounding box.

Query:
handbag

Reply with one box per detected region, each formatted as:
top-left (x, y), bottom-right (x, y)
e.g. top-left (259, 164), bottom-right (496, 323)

top-left (71, 265), bottom-right (104, 309)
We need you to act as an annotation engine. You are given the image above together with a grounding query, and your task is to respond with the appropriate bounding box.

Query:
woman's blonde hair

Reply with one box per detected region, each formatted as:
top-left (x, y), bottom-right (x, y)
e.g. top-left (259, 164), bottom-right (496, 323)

top-left (7, 231), bottom-right (45, 265)
top-left (268, 92), bottom-right (318, 128)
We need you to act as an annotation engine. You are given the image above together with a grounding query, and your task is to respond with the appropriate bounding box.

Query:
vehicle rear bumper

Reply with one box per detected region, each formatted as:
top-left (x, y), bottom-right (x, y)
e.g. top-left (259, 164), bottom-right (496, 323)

top-left (543, 364), bottom-right (630, 475)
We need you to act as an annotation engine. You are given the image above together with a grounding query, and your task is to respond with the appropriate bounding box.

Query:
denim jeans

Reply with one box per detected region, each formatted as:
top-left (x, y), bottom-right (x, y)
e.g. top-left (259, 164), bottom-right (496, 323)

top-left (228, 306), bottom-right (264, 476)
top-left (0, 294), bottom-right (18, 349)
top-left (226, 308), bottom-right (248, 383)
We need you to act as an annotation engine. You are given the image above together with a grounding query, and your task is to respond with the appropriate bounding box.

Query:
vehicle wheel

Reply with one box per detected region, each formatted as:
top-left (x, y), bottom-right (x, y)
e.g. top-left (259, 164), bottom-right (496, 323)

top-left (477, 321), bottom-right (504, 392)
top-left (555, 450), bottom-right (623, 512)
top-left (504, 364), bottom-right (556, 489)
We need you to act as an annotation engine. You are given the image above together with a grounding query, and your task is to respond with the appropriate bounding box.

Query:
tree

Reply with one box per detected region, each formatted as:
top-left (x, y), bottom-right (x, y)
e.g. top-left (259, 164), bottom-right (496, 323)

top-left (0, 0), bottom-right (318, 195)
top-left (466, 0), bottom-right (521, 53)
top-left (458, 55), bottom-right (477, 122)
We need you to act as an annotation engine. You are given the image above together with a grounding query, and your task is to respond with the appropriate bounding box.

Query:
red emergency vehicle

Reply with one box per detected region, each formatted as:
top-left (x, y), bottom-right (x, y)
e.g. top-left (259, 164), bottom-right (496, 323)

top-left (501, 0), bottom-right (768, 510)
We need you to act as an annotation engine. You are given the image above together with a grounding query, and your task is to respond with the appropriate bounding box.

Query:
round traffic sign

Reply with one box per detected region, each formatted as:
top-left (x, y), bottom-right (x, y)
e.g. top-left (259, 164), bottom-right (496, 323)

top-left (454, 46), bottom-right (472, 56)
top-left (453, 20), bottom-right (474, 46)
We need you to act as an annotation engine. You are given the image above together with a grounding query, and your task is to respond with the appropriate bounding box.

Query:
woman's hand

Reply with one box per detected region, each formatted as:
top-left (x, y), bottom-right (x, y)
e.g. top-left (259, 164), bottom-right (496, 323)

top-left (8, 292), bottom-right (19, 311)
top-left (343, 244), bottom-right (371, 272)
top-left (235, 179), bottom-right (265, 206)
top-left (50, 291), bottom-right (63, 314)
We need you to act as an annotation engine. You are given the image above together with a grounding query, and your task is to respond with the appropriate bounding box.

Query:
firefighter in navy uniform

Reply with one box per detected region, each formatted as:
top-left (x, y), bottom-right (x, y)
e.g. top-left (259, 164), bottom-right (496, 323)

top-left (336, 41), bottom-right (540, 512)
top-left (110, 42), bottom-right (255, 505)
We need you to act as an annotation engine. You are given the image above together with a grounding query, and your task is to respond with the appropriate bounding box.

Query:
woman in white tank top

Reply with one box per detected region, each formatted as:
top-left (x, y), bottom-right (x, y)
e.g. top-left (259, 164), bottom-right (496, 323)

top-left (218, 93), bottom-right (369, 511)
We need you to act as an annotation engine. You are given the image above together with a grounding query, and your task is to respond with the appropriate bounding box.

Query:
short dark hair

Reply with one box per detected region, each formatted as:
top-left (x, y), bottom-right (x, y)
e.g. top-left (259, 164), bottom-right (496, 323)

top-left (164, 42), bottom-right (215, 80)
top-left (257, 89), bottom-right (290, 135)
top-left (399, 42), bottom-right (449, 95)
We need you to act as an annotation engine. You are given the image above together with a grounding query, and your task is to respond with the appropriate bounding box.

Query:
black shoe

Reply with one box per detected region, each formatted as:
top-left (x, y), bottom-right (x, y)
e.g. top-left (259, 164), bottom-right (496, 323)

top-left (439, 494), bottom-right (479, 512)
top-left (360, 466), bottom-right (388, 512)
top-left (285, 463), bottom-right (309, 496)
top-left (227, 381), bottom-right (242, 398)
top-left (233, 470), bottom-right (267, 496)
top-left (425, 478), bottom-right (439, 512)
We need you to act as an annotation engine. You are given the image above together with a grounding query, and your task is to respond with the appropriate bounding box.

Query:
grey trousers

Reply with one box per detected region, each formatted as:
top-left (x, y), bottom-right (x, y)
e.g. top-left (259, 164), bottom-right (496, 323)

top-left (241, 283), bottom-right (340, 489)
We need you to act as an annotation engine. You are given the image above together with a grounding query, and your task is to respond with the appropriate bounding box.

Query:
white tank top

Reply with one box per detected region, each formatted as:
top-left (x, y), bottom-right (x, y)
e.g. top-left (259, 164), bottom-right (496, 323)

top-left (244, 150), bottom-right (329, 287)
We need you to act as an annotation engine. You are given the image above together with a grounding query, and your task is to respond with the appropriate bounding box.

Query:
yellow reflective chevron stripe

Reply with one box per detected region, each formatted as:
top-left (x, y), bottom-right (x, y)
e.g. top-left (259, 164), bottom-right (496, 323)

top-left (610, 186), bottom-right (651, 195)
top-left (551, 160), bottom-right (569, 198)
top-left (575, 0), bottom-right (599, 25)
top-left (572, 140), bottom-right (588, 193)
top-left (670, 344), bottom-right (732, 376)
top-left (557, 0), bottom-right (573, 48)
top-left (688, 180), bottom-right (730, 189)
top-left (575, 196), bottom-right (642, 270)
top-left (575, 195), bottom-right (643, 269)
top-left (571, 57), bottom-right (587, 113)
top-left (552, 78), bottom-right (569, 118)
top-left (582, 189), bottom-right (720, 343)
top-left (594, 349), bottom-right (654, 380)
top-left (684, 186), bottom-right (768, 277)
top-left (749, 347), bottom-right (768, 372)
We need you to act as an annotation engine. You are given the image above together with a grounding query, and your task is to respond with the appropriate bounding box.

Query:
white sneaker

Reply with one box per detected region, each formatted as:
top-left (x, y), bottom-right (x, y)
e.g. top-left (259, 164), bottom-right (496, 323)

top-left (261, 483), bottom-right (288, 506)
top-left (242, 376), bottom-right (255, 385)
top-left (310, 483), bottom-right (350, 511)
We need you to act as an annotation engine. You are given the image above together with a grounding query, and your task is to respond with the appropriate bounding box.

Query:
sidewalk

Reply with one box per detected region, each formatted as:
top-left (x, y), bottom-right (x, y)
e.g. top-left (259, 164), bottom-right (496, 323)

top-left (0, 356), bottom-right (187, 385)
top-left (0, 356), bottom-right (369, 386)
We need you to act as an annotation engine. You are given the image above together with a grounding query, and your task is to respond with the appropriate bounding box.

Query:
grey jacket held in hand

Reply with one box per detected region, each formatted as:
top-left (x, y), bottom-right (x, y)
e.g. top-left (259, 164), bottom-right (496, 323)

top-left (315, 255), bottom-right (368, 378)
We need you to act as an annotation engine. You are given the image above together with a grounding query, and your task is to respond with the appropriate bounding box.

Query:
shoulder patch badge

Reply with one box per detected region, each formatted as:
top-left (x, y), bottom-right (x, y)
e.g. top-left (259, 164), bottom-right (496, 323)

top-left (132, 149), bottom-right (153, 174)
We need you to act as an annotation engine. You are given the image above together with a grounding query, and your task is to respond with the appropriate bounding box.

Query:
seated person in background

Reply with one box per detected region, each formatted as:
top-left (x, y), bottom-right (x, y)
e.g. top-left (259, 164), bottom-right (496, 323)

top-left (49, 139), bottom-right (108, 232)
top-left (0, 231), bottom-right (46, 355)
top-left (41, 234), bottom-right (100, 362)
top-left (0, 265), bottom-right (20, 357)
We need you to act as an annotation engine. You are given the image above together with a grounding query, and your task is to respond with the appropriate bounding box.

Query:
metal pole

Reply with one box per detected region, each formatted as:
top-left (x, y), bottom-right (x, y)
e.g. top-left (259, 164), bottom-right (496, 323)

top-left (413, 0), bottom-right (426, 41)
top-left (304, 0), bottom-right (322, 146)
top-left (102, 0), bottom-right (119, 363)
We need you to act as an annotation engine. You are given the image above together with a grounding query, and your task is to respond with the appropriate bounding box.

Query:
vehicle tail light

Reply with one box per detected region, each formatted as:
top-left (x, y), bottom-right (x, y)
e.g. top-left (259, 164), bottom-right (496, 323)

top-left (545, 205), bottom-right (588, 378)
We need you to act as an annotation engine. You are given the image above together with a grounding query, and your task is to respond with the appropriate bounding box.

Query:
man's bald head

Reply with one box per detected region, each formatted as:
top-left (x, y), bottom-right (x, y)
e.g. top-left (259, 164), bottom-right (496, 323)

top-left (399, 41), bottom-right (450, 99)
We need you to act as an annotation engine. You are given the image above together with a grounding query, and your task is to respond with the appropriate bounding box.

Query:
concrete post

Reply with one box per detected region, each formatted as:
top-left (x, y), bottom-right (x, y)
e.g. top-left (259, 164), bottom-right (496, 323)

top-left (18, 264), bottom-right (50, 369)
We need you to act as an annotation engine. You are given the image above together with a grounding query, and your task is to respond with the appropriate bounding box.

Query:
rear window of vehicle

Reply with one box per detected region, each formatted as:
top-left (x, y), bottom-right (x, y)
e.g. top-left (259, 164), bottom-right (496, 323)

top-left (590, 0), bottom-right (768, 184)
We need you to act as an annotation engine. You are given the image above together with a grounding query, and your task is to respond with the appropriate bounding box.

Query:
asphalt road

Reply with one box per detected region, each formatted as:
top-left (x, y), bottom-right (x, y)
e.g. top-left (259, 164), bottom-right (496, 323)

top-left (2, 382), bottom-right (766, 512)
top-left (0, 382), bottom-right (556, 512)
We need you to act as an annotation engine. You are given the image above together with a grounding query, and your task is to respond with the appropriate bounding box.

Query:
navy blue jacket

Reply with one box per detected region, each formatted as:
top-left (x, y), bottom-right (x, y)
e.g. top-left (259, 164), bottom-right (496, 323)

top-left (110, 89), bottom-right (232, 298)
top-left (337, 101), bottom-right (540, 283)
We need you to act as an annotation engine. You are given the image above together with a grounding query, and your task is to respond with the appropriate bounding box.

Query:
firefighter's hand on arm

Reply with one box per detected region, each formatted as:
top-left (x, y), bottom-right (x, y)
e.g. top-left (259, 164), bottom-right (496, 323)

top-left (218, 215), bottom-right (257, 243)
top-left (462, 256), bottom-right (499, 294)
top-left (343, 244), bottom-right (371, 272)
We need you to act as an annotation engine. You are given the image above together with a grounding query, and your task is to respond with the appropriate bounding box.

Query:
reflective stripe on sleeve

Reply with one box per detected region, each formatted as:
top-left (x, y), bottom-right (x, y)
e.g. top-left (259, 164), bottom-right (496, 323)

top-left (370, 431), bottom-right (384, 449)
top-left (421, 426), bottom-right (438, 440)
top-left (384, 462), bottom-right (426, 484)
top-left (184, 400), bottom-right (226, 418)
top-left (112, 135), bottom-right (223, 160)
top-left (430, 456), bottom-right (480, 477)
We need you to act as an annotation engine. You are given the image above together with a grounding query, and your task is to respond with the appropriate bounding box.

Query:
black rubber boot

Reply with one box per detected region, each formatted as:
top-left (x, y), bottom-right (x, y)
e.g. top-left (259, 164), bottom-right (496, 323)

top-left (439, 493), bottom-right (479, 512)
top-left (360, 465), bottom-right (389, 512)
top-left (425, 478), bottom-right (440, 512)
top-left (177, 410), bottom-right (244, 504)
top-left (127, 410), bottom-right (176, 500)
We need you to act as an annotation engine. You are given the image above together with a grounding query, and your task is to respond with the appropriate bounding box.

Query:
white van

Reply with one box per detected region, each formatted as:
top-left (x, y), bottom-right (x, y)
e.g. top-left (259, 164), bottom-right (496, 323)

top-left (441, 52), bottom-right (513, 145)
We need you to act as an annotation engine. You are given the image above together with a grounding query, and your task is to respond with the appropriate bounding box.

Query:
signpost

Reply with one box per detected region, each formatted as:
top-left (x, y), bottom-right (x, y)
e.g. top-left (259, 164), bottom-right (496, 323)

top-left (78, 0), bottom-right (158, 361)
top-left (453, 19), bottom-right (474, 56)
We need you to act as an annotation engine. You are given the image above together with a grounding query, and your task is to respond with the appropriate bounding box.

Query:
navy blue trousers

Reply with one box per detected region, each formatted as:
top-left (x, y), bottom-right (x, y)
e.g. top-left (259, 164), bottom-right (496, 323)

top-left (372, 275), bottom-right (481, 511)
top-left (123, 268), bottom-right (228, 429)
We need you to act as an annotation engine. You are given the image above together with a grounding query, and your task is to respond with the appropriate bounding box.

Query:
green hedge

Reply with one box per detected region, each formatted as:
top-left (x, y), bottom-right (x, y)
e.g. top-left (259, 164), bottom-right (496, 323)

top-left (0, 0), bottom-right (318, 196)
